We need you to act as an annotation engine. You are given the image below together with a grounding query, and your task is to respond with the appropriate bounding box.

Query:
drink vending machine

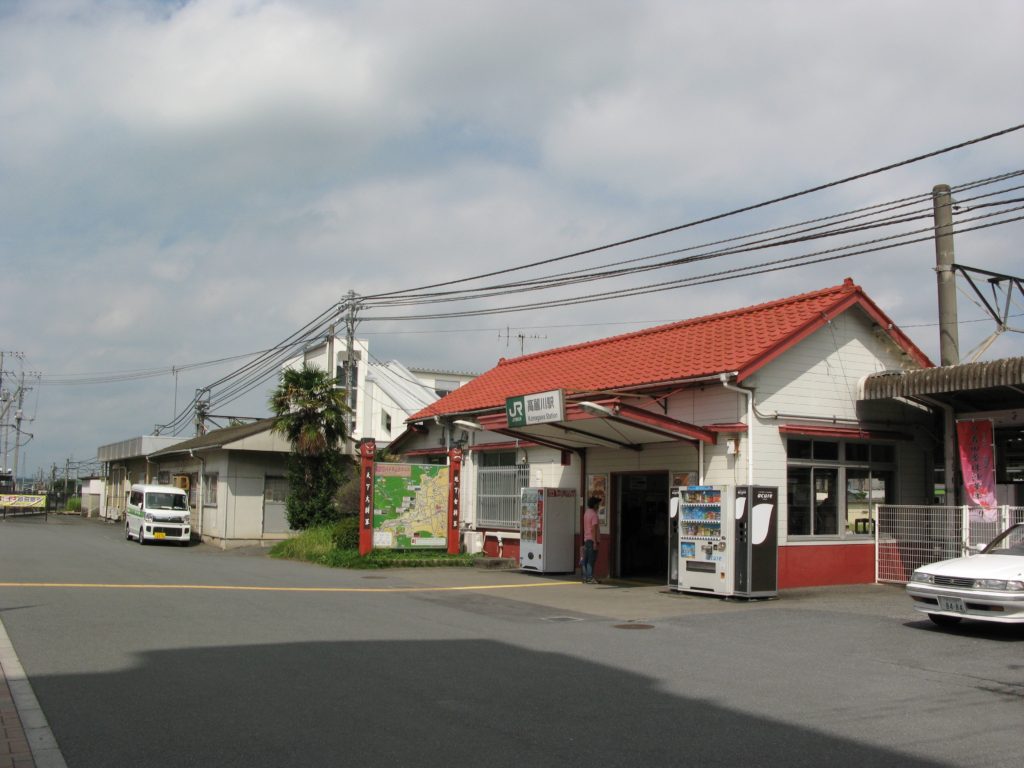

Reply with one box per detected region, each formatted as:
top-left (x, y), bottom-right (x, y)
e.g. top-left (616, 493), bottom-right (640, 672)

top-left (669, 485), bottom-right (778, 598)
top-left (520, 487), bottom-right (577, 573)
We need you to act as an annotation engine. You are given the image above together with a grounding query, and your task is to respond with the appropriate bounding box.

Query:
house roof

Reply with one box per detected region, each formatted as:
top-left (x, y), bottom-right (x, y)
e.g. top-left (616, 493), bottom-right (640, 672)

top-left (366, 360), bottom-right (439, 414)
top-left (411, 278), bottom-right (931, 420)
top-left (149, 417), bottom-right (286, 457)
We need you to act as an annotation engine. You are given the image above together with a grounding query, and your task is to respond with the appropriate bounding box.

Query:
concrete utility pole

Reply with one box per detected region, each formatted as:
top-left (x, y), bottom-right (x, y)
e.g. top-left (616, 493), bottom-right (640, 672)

top-left (343, 290), bottom-right (360, 449)
top-left (933, 184), bottom-right (960, 366)
top-left (11, 370), bottom-right (28, 491)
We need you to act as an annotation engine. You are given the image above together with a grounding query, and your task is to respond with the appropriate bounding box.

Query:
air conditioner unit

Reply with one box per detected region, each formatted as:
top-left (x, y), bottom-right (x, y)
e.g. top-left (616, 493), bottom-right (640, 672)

top-left (172, 475), bottom-right (190, 490)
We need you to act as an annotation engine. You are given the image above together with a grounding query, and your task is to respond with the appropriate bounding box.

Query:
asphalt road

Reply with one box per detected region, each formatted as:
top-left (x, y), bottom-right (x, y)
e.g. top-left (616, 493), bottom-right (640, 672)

top-left (1, 514), bottom-right (1021, 768)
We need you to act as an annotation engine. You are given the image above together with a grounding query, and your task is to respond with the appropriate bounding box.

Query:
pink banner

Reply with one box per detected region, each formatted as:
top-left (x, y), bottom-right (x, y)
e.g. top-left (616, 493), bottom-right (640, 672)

top-left (957, 420), bottom-right (997, 518)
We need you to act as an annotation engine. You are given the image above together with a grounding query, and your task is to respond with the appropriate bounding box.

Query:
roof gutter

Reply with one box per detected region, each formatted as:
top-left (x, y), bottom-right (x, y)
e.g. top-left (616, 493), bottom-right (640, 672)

top-left (719, 373), bottom-right (754, 485)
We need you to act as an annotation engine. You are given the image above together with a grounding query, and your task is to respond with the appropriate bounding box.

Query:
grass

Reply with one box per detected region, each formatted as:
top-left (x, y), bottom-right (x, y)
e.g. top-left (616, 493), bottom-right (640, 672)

top-left (270, 525), bottom-right (480, 569)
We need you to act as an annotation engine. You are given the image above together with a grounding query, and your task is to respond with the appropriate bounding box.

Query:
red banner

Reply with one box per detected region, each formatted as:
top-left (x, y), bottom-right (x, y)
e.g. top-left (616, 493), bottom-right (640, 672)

top-left (358, 439), bottom-right (376, 555)
top-left (956, 420), bottom-right (997, 517)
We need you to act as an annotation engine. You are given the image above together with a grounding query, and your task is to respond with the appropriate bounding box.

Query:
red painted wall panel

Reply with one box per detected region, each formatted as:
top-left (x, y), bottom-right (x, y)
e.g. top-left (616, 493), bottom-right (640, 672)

top-left (778, 543), bottom-right (874, 588)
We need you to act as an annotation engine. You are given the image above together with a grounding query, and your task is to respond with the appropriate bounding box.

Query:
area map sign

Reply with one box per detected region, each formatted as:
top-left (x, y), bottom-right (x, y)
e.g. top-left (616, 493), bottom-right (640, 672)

top-left (372, 463), bottom-right (449, 549)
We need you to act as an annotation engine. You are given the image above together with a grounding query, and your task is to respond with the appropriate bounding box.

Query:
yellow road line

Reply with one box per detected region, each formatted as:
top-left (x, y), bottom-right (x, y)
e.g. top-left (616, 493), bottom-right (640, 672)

top-left (0, 581), bottom-right (579, 594)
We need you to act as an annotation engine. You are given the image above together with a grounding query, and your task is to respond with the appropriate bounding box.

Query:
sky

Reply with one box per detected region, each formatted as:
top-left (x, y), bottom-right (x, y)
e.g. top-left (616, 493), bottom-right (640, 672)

top-left (2, 0), bottom-right (1023, 479)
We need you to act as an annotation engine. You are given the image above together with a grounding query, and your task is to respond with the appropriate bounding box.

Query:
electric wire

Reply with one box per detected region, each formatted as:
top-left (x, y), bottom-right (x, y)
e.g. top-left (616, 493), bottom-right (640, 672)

top-left (362, 208), bottom-right (1024, 321)
top-left (361, 174), bottom-right (1024, 309)
top-left (359, 122), bottom-right (1024, 300)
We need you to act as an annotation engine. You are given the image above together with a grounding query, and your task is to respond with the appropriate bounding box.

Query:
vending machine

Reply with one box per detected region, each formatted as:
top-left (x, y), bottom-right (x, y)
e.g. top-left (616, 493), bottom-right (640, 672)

top-left (671, 485), bottom-right (778, 598)
top-left (520, 487), bottom-right (577, 573)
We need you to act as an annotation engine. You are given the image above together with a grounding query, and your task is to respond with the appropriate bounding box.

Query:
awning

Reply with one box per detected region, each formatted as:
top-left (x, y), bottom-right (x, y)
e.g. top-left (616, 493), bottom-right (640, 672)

top-left (860, 357), bottom-right (1024, 413)
top-left (778, 424), bottom-right (912, 441)
top-left (474, 398), bottom-right (716, 452)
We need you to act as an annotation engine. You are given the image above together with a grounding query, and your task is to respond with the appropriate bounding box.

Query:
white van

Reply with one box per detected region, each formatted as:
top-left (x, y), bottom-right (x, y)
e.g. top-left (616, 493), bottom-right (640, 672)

top-left (125, 483), bottom-right (192, 545)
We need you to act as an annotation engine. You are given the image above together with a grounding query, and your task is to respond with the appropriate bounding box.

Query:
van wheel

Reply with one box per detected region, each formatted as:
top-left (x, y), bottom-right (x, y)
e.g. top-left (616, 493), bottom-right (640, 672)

top-left (138, 527), bottom-right (146, 545)
top-left (125, 523), bottom-right (131, 541)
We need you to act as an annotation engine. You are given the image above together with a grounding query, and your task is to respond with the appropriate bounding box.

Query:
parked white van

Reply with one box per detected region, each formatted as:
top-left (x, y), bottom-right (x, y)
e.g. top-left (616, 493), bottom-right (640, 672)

top-left (125, 483), bottom-right (192, 545)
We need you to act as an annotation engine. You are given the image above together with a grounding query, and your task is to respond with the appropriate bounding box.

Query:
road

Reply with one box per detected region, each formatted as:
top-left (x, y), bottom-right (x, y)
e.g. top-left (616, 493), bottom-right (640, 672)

top-left (1, 514), bottom-right (1021, 767)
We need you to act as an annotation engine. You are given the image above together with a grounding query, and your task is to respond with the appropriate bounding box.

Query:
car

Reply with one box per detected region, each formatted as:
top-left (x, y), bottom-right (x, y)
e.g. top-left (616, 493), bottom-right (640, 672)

top-left (906, 522), bottom-right (1024, 626)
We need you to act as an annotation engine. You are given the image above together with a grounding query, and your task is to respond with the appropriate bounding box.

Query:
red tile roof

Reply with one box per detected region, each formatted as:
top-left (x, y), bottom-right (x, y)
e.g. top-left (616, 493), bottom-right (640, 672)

top-left (412, 278), bottom-right (931, 419)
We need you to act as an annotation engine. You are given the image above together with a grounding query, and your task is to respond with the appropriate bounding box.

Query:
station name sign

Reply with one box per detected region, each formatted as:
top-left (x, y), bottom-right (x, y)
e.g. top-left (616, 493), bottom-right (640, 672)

top-left (506, 389), bottom-right (565, 428)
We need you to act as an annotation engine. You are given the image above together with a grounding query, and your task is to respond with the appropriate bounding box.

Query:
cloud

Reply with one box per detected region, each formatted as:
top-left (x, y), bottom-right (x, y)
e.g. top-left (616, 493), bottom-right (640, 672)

top-left (1, 0), bottom-right (1022, 472)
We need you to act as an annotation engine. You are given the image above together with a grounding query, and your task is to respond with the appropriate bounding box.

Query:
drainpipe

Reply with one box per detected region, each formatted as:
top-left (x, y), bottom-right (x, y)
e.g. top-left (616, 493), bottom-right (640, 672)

top-left (189, 449), bottom-right (206, 546)
top-left (720, 373), bottom-right (754, 485)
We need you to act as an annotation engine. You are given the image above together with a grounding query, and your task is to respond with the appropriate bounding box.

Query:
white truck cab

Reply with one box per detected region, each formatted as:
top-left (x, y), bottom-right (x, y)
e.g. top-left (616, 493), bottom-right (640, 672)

top-left (125, 483), bottom-right (192, 545)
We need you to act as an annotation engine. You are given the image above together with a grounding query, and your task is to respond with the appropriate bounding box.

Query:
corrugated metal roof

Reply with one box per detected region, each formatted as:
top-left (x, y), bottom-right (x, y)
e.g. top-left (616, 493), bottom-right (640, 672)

top-left (861, 357), bottom-right (1024, 400)
top-left (366, 360), bottom-right (438, 414)
top-left (149, 417), bottom-right (279, 456)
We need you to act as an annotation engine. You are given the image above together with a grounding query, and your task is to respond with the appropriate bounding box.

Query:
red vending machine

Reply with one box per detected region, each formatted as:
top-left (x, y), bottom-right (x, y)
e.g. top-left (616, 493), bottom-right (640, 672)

top-left (519, 487), bottom-right (577, 573)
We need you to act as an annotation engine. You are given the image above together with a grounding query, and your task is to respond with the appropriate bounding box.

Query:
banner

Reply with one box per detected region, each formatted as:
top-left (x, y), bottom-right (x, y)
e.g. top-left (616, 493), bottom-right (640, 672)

top-left (956, 420), bottom-right (997, 520)
top-left (0, 494), bottom-right (46, 508)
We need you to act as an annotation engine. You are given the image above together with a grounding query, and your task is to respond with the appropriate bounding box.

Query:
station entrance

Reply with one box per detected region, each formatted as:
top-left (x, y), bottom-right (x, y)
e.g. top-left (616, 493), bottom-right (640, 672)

top-left (614, 471), bottom-right (670, 581)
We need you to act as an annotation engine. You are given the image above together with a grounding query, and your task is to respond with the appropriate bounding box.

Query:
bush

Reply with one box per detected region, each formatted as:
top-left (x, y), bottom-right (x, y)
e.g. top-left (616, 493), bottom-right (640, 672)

top-left (66, 496), bottom-right (82, 512)
top-left (270, 524), bottom-right (479, 569)
top-left (331, 515), bottom-right (360, 551)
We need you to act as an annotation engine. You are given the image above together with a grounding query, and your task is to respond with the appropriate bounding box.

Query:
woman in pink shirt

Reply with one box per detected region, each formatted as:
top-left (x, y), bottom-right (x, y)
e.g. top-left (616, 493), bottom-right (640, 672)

top-left (582, 496), bottom-right (601, 583)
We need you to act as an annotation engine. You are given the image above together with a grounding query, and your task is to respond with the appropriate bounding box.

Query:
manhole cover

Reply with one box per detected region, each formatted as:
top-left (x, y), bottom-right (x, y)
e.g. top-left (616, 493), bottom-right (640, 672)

top-left (543, 616), bottom-right (584, 623)
top-left (613, 623), bottom-right (655, 630)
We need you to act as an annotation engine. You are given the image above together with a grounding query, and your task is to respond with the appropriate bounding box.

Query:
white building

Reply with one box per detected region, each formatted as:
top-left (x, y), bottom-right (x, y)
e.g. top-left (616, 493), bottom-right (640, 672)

top-left (284, 337), bottom-right (475, 448)
top-left (392, 279), bottom-right (939, 587)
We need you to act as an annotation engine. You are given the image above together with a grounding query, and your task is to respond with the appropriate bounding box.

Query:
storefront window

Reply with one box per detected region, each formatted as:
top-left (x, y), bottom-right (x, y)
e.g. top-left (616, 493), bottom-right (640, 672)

top-left (787, 438), bottom-right (897, 540)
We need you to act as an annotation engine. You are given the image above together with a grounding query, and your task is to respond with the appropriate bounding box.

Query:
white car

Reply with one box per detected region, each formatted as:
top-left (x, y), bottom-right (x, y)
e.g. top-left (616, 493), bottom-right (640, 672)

top-left (906, 523), bottom-right (1024, 626)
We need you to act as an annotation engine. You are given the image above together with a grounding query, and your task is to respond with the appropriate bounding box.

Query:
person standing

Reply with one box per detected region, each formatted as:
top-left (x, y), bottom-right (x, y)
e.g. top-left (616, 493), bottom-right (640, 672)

top-left (582, 496), bottom-right (601, 583)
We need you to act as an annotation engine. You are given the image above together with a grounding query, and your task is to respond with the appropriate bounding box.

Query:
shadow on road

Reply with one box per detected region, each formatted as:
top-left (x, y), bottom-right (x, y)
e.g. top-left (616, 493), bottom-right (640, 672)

top-left (34, 638), bottom-right (945, 768)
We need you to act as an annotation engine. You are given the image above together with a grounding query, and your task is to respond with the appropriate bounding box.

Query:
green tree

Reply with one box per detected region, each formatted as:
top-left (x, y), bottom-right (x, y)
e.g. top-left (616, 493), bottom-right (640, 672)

top-left (269, 363), bottom-right (352, 529)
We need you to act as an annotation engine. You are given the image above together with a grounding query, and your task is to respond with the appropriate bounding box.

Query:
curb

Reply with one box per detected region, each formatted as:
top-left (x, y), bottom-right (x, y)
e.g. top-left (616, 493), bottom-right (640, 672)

top-left (0, 619), bottom-right (67, 768)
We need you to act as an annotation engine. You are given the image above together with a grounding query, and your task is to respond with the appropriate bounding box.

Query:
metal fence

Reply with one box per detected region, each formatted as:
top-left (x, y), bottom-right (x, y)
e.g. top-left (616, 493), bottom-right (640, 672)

top-left (475, 465), bottom-right (530, 530)
top-left (875, 505), bottom-right (1024, 584)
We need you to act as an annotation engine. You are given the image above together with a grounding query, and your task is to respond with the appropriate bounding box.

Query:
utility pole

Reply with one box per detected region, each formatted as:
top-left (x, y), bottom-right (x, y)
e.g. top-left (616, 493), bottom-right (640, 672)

top-left (194, 388), bottom-right (211, 436)
top-left (933, 184), bottom-right (959, 366)
top-left (11, 370), bottom-right (29, 491)
top-left (343, 290), bottom-right (360, 450)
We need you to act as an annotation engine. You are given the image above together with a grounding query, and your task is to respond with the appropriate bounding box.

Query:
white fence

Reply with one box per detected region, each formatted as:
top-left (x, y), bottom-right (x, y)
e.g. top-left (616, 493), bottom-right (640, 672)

top-left (875, 505), bottom-right (1024, 584)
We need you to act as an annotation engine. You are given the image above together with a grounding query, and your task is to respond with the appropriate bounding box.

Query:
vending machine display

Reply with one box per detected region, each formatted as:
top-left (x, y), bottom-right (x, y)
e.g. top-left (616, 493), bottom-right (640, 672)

top-left (674, 485), bottom-right (732, 595)
top-left (671, 485), bottom-right (778, 598)
top-left (520, 487), bottom-right (577, 573)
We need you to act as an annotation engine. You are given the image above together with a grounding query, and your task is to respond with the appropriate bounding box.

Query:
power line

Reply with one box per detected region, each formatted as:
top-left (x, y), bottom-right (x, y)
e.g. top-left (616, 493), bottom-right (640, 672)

top-left (359, 122), bottom-right (1024, 301)
top-left (362, 208), bottom-right (1024, 322)
top-left (361, 172), bottom-right (1024, 310)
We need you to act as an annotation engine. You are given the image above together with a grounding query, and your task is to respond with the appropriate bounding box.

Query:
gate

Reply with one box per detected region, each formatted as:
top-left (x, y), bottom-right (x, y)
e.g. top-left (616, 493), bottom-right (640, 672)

top-left (875, 505), bottom-right (1024, 584)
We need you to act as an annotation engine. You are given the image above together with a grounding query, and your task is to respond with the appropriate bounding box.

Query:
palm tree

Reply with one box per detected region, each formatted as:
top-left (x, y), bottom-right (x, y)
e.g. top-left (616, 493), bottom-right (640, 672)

top-left (269, 363), bottom-right (351, 529)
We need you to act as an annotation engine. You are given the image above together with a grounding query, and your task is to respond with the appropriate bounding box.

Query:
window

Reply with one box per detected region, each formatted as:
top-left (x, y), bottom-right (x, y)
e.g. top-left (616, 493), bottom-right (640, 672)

top-left (787, 438), bottom-right (896, 539)
top-left (203, 473), bottom-right (218, 506)
top-left (475, 451), bottom-right (529, 529)
top-left (381, 412), bottom-right (392, 435)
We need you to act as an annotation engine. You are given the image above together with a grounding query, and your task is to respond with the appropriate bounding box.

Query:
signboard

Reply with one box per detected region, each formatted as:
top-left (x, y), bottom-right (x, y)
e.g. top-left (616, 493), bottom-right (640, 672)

top-left (372, 463), bottom-right (449, 548)
top-left (506, 389), bottom-right (565, 428)
top-left (0, 494), bottom-right (46, 508)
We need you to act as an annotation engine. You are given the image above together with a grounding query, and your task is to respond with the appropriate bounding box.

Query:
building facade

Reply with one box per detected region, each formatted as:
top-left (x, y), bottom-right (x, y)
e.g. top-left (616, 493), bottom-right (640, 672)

top-left (393, 279), bottom-right (938, 588)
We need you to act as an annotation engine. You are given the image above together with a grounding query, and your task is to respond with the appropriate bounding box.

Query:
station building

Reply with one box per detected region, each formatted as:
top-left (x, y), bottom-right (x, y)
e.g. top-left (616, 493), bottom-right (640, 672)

top-left (392, 279), bottom-right (939, 587)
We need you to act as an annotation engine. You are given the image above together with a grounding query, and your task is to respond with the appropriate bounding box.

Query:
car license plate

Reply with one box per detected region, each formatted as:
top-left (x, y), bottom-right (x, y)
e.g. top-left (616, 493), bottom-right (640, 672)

top-left (937, 595), bottom-right (965, 612)
top-left (154, 532), bottom-right (166, 539)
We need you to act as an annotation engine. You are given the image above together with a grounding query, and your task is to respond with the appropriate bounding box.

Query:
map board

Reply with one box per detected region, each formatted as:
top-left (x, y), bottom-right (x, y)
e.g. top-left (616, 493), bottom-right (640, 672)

top-left (372, 463), bottom-right (449, 549)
